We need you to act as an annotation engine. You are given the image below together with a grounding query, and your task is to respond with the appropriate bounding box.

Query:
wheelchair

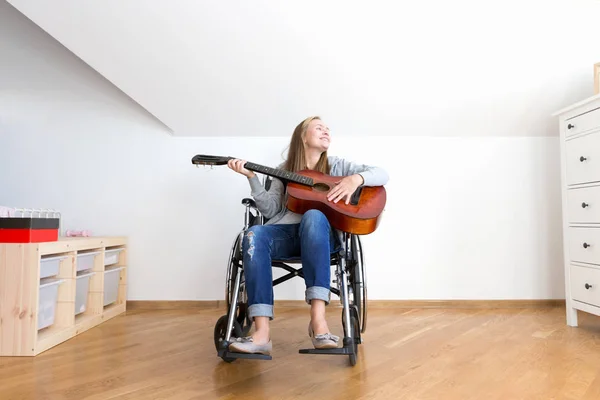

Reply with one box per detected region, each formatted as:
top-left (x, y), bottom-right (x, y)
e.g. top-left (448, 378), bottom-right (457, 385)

top-left (213, 177), bottom-right (368, 366)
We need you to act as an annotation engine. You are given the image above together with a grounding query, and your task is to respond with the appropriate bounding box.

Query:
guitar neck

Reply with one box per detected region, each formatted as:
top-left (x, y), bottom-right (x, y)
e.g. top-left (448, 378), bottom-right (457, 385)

top-left (243, 161), bottom-right (313, 186)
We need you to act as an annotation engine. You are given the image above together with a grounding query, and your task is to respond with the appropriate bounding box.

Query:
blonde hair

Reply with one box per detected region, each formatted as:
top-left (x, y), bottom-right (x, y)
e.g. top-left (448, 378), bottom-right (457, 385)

top-left (283, 116), bottom-right (330, 174)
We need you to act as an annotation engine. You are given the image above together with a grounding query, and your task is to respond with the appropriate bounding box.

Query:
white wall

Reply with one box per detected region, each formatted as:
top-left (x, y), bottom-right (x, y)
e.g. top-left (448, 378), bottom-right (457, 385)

top-left (0, 1), bottom-right (571, 301)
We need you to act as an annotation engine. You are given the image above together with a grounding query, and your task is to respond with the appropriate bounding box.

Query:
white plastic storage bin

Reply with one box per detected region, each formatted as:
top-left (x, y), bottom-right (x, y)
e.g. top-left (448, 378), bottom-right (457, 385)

top-left (76, 251), bottom-right (100, 272)
top-left (104, 248), bottom-right (124, 266)
top-left (103, 266), bottom-right (124, 306)
top-left (40, 255), bottom-right (66, 279)
top-left (75, 271), bottom-right (95, 315)
top-left (38, 278), bottom-right (65, 330)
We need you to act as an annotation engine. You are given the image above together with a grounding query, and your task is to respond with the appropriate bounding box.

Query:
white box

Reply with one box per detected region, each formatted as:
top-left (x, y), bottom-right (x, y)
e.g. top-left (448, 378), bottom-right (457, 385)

top-left (103, 267), bottom-right (124, 306)
top-left (40, 255), bottom-right (66, 279)
top-left (76, 251), bottom-right (100, 272)
top-left (75, 271), bottom-right (95, 315)
top-left (38, 278), bottom-right (64, 330)
top-left (104, 248), bottom-right (124, 266)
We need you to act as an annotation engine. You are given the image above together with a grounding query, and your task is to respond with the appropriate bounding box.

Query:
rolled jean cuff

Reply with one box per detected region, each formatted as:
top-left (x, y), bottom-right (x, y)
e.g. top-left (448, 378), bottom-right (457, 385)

top-left (305, 286), bottom-right (331, 305)
top-left (248, 304), bottom-right (274, 320)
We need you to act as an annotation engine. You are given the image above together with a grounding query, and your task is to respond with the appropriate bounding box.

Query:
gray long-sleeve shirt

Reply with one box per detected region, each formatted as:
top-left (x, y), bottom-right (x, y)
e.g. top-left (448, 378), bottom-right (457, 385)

top-left (247, 156), bottom-right (389, 225)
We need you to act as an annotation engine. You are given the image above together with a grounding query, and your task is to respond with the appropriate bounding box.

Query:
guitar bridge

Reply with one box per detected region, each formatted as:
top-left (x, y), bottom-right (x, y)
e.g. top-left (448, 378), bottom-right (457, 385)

top-left (350, 187), bottom-right (362, 206)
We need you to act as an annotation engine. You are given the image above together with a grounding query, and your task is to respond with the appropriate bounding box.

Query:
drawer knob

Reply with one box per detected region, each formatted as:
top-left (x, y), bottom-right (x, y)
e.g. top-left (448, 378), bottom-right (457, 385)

top-left (583, 242), bottom-right (591, 249)
top-left (568, 124), bottom-right (575, 129)
top-left (586, 283), bottom-right (593, 290)
top-left (582, 202), bottom-right (589, 208)
top-left (580, 156), bottom-right (587, 162)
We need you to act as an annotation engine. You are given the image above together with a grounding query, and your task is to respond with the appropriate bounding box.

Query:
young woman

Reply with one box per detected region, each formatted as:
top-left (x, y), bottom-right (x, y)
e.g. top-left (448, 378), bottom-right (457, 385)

top-left (226, 116), bottom-right (389, 355)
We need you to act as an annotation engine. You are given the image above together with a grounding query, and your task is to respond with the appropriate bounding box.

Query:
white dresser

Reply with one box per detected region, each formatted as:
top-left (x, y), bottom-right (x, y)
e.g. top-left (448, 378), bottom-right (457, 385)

top-left (555, 93), bottom-right (600, 326)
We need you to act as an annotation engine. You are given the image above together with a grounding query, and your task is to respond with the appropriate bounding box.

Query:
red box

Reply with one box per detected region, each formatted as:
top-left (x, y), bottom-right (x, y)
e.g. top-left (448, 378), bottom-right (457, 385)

top-left (0, 218), bottom-right (60, 243)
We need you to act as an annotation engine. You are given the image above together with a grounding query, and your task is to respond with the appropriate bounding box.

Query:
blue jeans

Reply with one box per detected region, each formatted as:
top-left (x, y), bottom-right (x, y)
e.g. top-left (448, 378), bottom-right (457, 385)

top-left (242, 209), bottom-right (340, 320)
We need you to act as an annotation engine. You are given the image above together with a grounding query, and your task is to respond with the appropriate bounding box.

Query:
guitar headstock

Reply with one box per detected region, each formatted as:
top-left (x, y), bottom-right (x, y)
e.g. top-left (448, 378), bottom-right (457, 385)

top-left (191, 154), bottom-right (232, 166)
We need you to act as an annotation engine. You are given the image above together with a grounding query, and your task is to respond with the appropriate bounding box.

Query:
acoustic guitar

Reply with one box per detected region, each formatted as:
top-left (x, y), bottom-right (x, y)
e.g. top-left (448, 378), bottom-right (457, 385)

top-left (191, 154), bottom-right (386, 235)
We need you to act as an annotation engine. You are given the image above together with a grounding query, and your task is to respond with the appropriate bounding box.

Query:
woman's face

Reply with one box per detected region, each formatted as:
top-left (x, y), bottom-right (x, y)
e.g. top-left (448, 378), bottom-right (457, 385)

top-left (303, 119), bottom-right (331, 152)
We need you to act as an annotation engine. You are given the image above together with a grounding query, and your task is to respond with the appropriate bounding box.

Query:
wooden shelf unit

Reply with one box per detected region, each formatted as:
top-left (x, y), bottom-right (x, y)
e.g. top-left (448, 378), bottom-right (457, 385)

top-left (0, 236), bottom-right (128, 356)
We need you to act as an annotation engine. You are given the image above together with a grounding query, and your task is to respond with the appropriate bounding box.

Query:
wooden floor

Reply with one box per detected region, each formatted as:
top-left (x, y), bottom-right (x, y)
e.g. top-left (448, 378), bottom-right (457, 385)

top-left (2, 306), bottom-right (600, 399)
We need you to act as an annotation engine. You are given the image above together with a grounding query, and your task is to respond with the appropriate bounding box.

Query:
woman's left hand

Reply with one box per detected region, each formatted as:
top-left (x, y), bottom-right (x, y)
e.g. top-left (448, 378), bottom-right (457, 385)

top-left (327, 174), bottom-right (364, 204)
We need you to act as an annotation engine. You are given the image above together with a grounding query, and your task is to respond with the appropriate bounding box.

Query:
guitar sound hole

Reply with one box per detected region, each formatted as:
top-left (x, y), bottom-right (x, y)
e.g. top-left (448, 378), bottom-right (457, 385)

top-left (313, 183), bottom-right (330, 192)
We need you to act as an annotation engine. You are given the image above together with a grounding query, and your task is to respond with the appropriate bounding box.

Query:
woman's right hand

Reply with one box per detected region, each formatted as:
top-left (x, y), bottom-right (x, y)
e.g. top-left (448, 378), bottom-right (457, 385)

top-left (227, 159), bottom-right (255, 178)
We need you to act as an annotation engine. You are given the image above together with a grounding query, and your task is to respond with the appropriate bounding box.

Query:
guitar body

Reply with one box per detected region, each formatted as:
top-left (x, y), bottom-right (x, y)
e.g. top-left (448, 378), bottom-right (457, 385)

top-left (286, 170), bottom-right (386, 235)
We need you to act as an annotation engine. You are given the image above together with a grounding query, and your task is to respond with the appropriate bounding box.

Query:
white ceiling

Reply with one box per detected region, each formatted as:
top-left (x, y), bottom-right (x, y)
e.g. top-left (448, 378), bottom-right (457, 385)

top-left (7, 0), bottom-right (600, 137)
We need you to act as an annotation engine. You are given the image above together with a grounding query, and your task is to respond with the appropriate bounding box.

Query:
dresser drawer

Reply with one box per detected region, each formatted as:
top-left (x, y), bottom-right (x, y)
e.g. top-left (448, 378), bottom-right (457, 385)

top-left (567, 186), bottom-right (600, 223)
top-left (568, 227), bottom-right (600, 265)
top-left (566, 131), bottom-right (600, 185)
top-left (570, 264), bottom-right (600, 307)
top-left (565, 107), bottom-right (600, 138)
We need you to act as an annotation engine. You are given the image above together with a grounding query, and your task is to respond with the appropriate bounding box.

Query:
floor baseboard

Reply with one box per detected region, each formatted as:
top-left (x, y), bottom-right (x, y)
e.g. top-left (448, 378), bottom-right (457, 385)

top-left (127, 300), bottom-right (223, 310)
top-left (126, 299), bottom-right (564, 310)
top-left (364, 299), bottom-right (564, 309)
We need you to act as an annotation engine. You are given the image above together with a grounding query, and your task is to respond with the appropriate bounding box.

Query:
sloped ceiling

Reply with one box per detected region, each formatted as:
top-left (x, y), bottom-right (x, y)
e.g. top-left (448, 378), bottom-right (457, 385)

top-left (6, 0), bottom-right (600, 137)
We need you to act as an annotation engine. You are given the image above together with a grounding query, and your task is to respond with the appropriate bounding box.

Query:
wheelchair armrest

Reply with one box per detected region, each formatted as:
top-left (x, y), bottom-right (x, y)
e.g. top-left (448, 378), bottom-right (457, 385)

top-left (242, 198), bottom-right (257, 209)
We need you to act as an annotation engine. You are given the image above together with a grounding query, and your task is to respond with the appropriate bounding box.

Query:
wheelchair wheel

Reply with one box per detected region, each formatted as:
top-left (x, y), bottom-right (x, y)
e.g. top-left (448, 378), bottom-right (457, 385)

top-left (225, 231), bottom-right (243, 310)
top-left (342, 305), bottom-right (361, 343)
top-left (350, 234), bottom-right (367, 334)
top-left (342, 306), bottom-right (360, 366)
top-left (225, 232), bottom-right (252, 337)
top-left (214, 315), bottom-right (241, 363)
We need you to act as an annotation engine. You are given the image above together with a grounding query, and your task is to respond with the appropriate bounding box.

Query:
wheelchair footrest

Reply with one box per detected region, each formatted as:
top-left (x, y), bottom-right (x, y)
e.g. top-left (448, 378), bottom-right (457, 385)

top-left (219, 349), bottom-right (272, 360)
top-left (298, 347), bottom-right (354, 355)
